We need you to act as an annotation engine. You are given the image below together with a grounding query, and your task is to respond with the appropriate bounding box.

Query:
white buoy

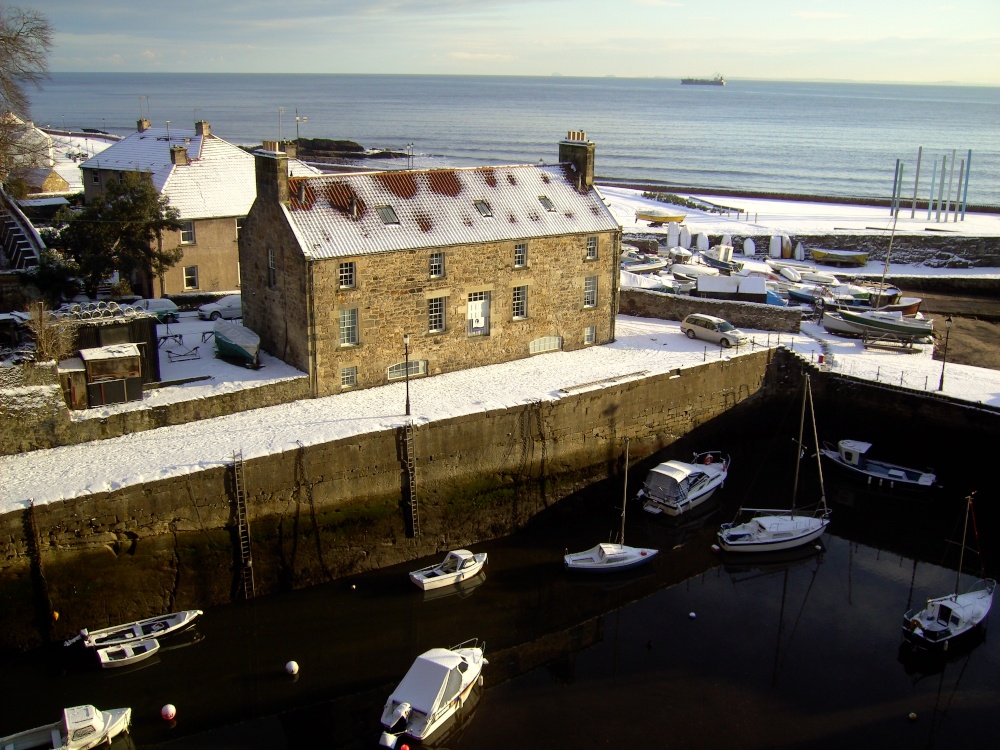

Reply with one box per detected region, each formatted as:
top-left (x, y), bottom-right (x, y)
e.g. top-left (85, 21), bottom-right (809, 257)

top-left (286, 660), bottom-right (299, 675)
top-left (351, 584), bottom-right (356, 590)
top-left (689, 612), bottom-right (697, 619)
top-left (908, 712), bottom-right (917, 721)
top-left (710, 544), bottom-right (720, 552)
top-left (161, 704), bottom-right (177, 721)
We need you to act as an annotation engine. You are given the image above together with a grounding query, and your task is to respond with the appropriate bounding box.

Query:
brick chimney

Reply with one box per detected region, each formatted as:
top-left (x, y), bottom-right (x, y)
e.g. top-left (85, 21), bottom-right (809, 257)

top-left (170, 145), bottom-right (189, 166)
top-left (558, 130), bottom-right (596, 191)
top-left (255, 141), bottom-right (289, 206)
top-left (195, 120), bottom-right (211, 137)
top-left (282, 140), bottom-right (297, 159)
top-left (137, 118), bottom-right (151, 133)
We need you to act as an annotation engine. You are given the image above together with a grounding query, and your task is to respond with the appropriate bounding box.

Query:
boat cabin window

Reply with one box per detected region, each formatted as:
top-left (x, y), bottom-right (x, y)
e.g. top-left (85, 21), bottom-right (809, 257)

top-left (72, 726), bottom-right (97, 742)
top-left (937, 604), bottom-right (952, 624)
top-left (458, 661), bottom-right (469, 673)
top-left (440, 557), bottom-right (459, 573)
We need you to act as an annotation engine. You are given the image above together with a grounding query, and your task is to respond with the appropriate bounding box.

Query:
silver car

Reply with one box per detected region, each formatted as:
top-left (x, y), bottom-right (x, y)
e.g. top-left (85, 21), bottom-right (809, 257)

top-left (681, 313), bottom-right (749, 348)
top-left (198, 294), bottom-right (242, 321)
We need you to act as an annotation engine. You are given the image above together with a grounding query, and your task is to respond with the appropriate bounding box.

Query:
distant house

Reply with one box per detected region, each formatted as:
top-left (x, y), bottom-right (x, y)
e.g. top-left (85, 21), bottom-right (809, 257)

top-left (240, 131), bottom-right (622, 397)
top-left (79, 119), bottom-right (319, 298)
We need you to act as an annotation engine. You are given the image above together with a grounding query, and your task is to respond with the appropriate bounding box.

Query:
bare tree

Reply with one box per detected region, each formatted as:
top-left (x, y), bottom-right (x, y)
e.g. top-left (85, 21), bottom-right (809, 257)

top-left (22, 301), bottom-right (77, 362)
top-left (0, 5), bottom-right (53, 184)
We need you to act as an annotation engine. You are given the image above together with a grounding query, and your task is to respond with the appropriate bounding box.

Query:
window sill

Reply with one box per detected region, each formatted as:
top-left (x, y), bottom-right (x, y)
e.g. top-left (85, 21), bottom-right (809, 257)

top-left (512, 316), bottom-right (528, 322)
top-left (339, 343), bottom-right (361, 349)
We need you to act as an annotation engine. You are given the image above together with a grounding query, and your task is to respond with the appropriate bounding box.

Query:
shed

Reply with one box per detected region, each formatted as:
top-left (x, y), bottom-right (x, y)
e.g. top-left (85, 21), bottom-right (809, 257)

top-left (78, 343), bottom-right (143, 407)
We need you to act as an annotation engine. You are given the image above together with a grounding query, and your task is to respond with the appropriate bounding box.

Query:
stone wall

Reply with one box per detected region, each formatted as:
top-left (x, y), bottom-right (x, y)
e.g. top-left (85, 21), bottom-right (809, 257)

top-left (0, 352), bottom-right (773, 610)
top-left (159, 215), bottom-right (242, 296)
top-left (0, 365), bottom-right (309, 455)
top-left (619, 288), bottom-right (803, 333)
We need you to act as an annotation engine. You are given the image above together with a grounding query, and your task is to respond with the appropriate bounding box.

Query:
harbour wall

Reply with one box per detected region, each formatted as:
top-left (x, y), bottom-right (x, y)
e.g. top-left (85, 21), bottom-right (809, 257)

top-left (0, 349), bottom-right (774, 651)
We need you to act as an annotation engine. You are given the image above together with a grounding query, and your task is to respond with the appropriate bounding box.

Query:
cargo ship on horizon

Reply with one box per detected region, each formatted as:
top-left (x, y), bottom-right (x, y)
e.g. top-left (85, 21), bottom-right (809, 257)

top-left (681, 74), bottom-right (726, 86)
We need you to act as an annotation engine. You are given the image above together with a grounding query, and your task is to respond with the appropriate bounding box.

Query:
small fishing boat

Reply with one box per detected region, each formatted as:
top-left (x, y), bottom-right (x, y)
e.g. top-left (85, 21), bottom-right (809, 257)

top-left (836, 309), bottom-right (934, 337)
top-left (635, 208), bottom-right (686, 225)
top-left (670, 262), bottom-right (719, 282)
top-left (213, 319), bottom-right (261, 367)
top-left (0, 705), bottom-right (131, 750)
top-left (717, 375), bottom-right (831, 554)
top-left (700, 244), bottom-right (744, 273)
top-left (621, 249), bottom-right (668, 273)
top-left (409, 549), bottom-right (488, 591)
top-left (565, 438), bottom-right (658, 572)
top-left (821, 310), bottom-right (866, 337)
top-left (378, 639), bottom-right (487, 748)
top-left (65, 609), bottom-right (203, 649)
top-left (903, 495), bottom-right (995, 651)
top-left (639, 451), bottom-right (730, 517)
top-left (809, 248), bottom-right (869, 267)
top-left (96, 637), bottom-right (160, 669)
top-left (664, 246), bottom-right (693, 263)
top-left (820, 440), bottom-right (936, 489)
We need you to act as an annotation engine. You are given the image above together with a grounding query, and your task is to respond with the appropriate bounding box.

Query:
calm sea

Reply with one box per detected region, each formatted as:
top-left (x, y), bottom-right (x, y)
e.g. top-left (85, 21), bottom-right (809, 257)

top-left (26, 73), bottom-right (1000, 206)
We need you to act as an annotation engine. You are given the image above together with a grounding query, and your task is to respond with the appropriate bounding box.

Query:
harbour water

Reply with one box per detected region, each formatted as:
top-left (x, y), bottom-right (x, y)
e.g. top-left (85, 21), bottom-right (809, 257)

top-left (25, 74), bottom-right (1000, 206)
top-left (1, 398), bottom-right (997, 749)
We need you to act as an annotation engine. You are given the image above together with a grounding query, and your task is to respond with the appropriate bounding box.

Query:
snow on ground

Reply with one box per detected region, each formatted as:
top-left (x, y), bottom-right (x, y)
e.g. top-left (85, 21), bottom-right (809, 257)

top-left (47, 133), bottom-right (113, 193)
top-left (2, 185), bottom-right (998, 514)
top-left (601, 185), bottom-right (1000, 240)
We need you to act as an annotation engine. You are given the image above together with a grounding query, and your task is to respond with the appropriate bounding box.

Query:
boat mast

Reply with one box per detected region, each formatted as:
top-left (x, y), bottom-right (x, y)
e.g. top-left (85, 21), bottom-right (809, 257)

top-left (876, 210), bottom-right (898, 308)
top-left (955, 494), bottom-right (972, 595)
top-left (790, 376), bottom-right (809, 510)
top-left (806, 376), bottom-right (827, 512)
top-left (620, 437), bottom-right (630, 545)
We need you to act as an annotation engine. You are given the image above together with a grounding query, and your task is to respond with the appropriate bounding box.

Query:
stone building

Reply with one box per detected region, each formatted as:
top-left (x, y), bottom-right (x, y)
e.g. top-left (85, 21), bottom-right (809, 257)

top-left (240, 131), bottom-right (622, 397)
top-left (79, 120), bottom-right (318, 298)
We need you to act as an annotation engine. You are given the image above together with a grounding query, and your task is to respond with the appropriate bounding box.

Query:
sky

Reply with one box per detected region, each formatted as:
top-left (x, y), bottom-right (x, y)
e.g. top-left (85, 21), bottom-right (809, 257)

top-left (9, 0), bottom-right (1000, 85)
top-left (4, 177), bottom-right (1000, 512)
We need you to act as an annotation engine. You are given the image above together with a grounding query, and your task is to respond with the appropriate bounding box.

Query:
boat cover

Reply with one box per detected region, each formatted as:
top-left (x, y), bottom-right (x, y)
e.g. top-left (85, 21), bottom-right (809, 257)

top-left (388, 649), bottom-right (464, 715)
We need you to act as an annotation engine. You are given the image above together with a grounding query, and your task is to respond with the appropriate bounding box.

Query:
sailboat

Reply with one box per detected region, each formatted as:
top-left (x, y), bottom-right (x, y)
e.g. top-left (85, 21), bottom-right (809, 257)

top-left (716, 375), bottom-right (831, 553)
top-left (564, 438), bottom-right (659, 572)
top-left (902, 493), bottom-right (996, 651)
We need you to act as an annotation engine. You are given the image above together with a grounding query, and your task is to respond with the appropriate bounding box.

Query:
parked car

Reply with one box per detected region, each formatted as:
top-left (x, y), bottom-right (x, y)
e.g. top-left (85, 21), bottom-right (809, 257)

top-left (680, 313), bottom-right (749, 348)
top-left (130, 298), bottom-right (180, 323)
top-left (198, 294), bottom-right (242, 321)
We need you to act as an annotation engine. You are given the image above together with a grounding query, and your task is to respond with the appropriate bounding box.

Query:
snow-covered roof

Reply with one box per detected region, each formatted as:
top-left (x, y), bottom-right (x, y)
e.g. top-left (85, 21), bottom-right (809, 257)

top-left (285, 163), bottom-right (620, 260)
top-left (78, 128), bottom-right (319, 220)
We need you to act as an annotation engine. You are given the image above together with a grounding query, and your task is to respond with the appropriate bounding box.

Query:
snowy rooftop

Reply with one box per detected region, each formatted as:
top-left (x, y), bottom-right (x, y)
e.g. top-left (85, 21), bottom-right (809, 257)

top-left (286, 164), bottom-right (618, 259)
top-left (2, 188), bottom-right (999, 515)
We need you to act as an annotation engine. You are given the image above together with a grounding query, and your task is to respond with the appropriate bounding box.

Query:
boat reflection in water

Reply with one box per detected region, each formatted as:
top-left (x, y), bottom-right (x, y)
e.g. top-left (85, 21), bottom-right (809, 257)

top-left (422, 572), bottom-right (486, 602)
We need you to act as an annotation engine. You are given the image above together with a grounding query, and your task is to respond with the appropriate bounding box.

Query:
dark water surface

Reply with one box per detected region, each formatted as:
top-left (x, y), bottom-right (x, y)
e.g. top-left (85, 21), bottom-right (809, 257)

top-left (1, 407), bottom-right (997, 750)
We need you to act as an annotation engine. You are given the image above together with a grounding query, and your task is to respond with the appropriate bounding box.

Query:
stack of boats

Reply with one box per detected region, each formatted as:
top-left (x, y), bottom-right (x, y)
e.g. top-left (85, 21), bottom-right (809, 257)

top-left (64, 608), bottom-right (203, 669)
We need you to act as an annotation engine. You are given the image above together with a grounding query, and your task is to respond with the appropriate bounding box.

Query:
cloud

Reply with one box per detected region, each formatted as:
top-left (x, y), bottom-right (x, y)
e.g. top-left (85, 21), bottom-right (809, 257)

top-left (140, 50), bottom-right (159, 60)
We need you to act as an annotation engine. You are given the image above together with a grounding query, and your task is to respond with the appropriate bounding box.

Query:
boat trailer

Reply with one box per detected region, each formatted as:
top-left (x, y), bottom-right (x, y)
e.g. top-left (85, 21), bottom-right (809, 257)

top-left (861, 330), bottom-right (926, 353)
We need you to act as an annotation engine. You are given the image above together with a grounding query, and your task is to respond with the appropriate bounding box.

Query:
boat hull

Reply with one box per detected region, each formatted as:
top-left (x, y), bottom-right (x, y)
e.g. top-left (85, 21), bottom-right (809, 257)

top-left (837, 309), bottom-right (933, 337)
top-left (563, 543), bottom-right (658, 572)
top-left (97, 637), bottom-right (160, 669)
top-left (820, 444), bottom-right (936, 489)
top-left (409, 553), bottom-right (488, 591)
top-left (69, 609), bottom-right (203, 649)
top-left (717, 514), bottom-right (829, 553)
top-left (635, 210), bottom-right (686, 224)
top-left (901, 579), bottom-right (995, 651)
top-left (809, 249), bottom-right (868, 267)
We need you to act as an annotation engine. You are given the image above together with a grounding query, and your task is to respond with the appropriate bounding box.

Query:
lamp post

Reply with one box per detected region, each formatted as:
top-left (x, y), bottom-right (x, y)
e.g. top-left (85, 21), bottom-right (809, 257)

top-left (406, 143), bottom-right (414, 170)
top-left (403, 334), bottom-right (411, 416)
top-left (937, 315), bottom-right (953, 391)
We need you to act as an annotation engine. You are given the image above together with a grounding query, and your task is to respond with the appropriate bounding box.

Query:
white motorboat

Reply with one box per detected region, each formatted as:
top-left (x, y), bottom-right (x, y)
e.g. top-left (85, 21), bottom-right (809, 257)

top-left (0, 705), bottom-right (131, 750)
top-left (378, 639), bottom-right (487, 749)
top-left (820, 439), bottom-right (936, 489)
top-left (96, 637), bottom-right (160, 669)
top-left (65, 609), bottom-right (203, 649)
top-left (409, 549), bottom-right (488, 591)
top-left (621, 248), bottom-right (668, 274)
top-left (669, 262), bottom-right (718, 282)
top-left (639, 450), bottom-right (730, 516)
top-left (565, 438), bottom-right (658, 572)
top-left (717, 375), bottom-right (831, 553)
top-left (903, 495), bottom-right (995, 651)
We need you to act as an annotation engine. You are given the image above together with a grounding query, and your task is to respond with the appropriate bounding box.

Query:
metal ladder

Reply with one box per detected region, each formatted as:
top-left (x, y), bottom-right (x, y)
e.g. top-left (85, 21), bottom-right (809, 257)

top-left (404, 420), bottom-right (420, 537)
top-left (233, 450), bottom-right (255, 599)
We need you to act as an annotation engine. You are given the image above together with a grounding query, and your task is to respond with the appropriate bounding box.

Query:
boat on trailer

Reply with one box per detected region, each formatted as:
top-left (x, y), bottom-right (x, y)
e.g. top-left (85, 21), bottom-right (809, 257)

top-left (836, 309), bottom-right (934, 338)
top-left (213, 319), bottom-right (260, 367)
top-left (0, 705), bottom-right (131, 750)
top-left (820, 439), bottom-right (936, 489)
top-left (65, 609), bottom-right (203, 649)
top-left (378, 639), bottom-right (487, 748)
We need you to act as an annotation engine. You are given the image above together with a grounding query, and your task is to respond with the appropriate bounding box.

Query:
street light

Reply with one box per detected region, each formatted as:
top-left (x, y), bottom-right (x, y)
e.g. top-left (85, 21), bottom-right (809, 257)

top-left (406, 143), bottom-right (414, 170)
top-left (937, 315), bottom-right (953, 391)
top-left (403, 334), bottom-right (411, 416)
